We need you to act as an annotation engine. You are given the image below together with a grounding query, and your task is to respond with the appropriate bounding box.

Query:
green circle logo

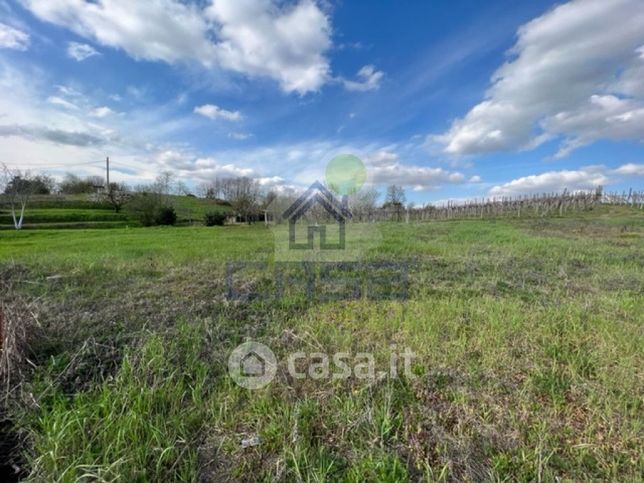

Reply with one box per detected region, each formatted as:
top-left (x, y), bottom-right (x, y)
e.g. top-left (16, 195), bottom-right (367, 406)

top-left (325, 154), bottom-right (366, 196)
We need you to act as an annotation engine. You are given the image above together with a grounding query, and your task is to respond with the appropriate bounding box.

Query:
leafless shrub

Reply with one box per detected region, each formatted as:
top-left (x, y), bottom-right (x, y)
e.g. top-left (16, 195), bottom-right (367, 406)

top-left (0, 273), bottom-right (37, 399)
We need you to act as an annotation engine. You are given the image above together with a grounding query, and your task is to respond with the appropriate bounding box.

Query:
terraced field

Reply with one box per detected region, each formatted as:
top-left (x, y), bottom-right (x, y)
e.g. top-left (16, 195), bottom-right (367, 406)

top-left (0, 194), bottom-right (230, 229)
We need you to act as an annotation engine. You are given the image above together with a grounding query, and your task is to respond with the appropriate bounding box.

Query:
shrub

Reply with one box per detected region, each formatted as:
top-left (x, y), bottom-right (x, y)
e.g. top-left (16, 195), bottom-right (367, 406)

top-left (155, 206), bottom-right (177, 225)
top-left (125, 193), bottom-right (161, 226)
top-left (125, 193), bottom-right (175, 226)
top-left (204, 212), bottom-right (226, 226)
top-left (59, 174), bottom-right (104, 194)
top-left (0, 277), bottom-right (37, 388)
top-left (3, 174), bottom-right (54, 195)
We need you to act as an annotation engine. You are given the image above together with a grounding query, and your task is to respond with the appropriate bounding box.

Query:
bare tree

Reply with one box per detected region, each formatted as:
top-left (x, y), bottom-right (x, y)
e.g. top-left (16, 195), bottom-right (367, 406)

top-left (349, 187), bottom-right (380, 221)
top-left (264, 187), bottom-right (299, 224)
top-left (153, 171), bottom-right (174, 197)
top-left (198, 179), bottom-right (225, 200)
top-left (1, 164), bottom-right (38, 230)
top-left (220, 177), bottom-right (261, 222)
top-left (173, 180), bottom-right (191, 196)
top-left (105, 182), bottom-right (130, 213)
top-left (383, 184), bottom-right (406, 220)
top-left (384, 184), bottom-right (406, 207)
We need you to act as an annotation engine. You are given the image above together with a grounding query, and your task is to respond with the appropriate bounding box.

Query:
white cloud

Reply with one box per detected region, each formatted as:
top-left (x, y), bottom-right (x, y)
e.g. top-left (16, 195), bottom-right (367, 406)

top-left (614, 163), bottom-right (644, 176)
top-left (0, 22), bottom-right (29, 50)
top-left (155, 149), bottom-right (255, 180)
top-left (20, 0), bottom-right (215, 62)
top-left (366, 150), bottom-right (399, 167)
top-left (0, 124), bottom-right (108, 147)
top-left (21, 0), bottom-right (333, 94)
top-left (194, 103), bottom-right (241, 121)
top-left (545, 95), bottom-right (644, 158)
top-left (0, 59), bottom-right (268, 186)
top-left (90, 106), bottom-right (115, 118)
top-left (47, 96), bottom-right (79, 110)
top-left (66, 41), bottom-right (100, 61)
top-left (364, 150), bottom-right (467, 191)
top-left (257, 175), bottom-right (284, 187)
top-left (228, 132), bottom-right (252, 140)
top-left (432, 0), bottom-right (644, 157)
top-left (371, 164), bottom-right (465, 191)
top-left (0, 60), bottom-right (154, 180)
top-left (489, 167), bottom-right (609, 197)
top-left (130, 140), bottom-right (473, 193)
top-left (341, 65), bottom-right (384, 92)
top-left (55, 85), bottom-right (85, 100)
top-left (205, 0), bottom-right (331, 94)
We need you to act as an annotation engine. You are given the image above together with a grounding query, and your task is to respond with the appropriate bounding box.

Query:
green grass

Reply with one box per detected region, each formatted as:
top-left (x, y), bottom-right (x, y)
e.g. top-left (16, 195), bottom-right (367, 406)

top-left (0, 208), bottom-right (128, 225)
top-left (0, 194), bottom-right (112, 210)
top-left (1, 205), bottom-right (642, 481)
top-left (27, 328), bottom-right (208, 481)
top-left (171, 195), bottom-right (231, 222)
top-left (0, 193), bottom-right (230, 229)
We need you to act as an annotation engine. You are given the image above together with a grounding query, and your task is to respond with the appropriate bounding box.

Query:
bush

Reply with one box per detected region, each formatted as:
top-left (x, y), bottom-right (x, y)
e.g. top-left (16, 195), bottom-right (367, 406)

top-left (125, 193), bottom-right (175, 226)
top-left (59, 174), bottom-right (104, 194)
top-left (4, 174), bottom-right (54, 195)
top-left (204, 212), bottom-right (226, 226)
top-left (155, 206), bottom-right (177, 225)
top-left (125, 193), bottom-right (160, 226)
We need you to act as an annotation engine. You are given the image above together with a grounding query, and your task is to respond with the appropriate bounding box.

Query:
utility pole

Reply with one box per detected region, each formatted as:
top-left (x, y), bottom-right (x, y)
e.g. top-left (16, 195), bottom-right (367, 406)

top-left (106, 156), bottom-right (110, 189)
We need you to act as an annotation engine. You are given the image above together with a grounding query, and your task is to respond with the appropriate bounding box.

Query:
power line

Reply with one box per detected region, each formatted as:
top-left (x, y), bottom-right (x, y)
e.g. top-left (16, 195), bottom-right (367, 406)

top-left (6, 158), bottom-right (167, 174)
top-left (3, 161), bottom-right (105, 170)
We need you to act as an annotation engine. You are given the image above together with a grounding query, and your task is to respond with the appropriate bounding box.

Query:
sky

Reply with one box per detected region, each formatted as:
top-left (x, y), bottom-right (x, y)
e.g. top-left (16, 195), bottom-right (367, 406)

top-left (0, 0), bottom-right (643, 204)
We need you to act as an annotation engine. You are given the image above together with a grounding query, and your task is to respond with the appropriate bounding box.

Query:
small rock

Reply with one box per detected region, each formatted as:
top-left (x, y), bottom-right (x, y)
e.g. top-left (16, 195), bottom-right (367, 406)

top-left (241, 436), bottom-right (261, 448)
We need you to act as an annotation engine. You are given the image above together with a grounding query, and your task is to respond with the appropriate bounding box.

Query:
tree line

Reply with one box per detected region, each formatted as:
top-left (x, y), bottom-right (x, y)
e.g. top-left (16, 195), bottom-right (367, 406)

top-left (0, 163), bottom-right (415, 230)
top-left (7, 162), bottom-right (632, 230)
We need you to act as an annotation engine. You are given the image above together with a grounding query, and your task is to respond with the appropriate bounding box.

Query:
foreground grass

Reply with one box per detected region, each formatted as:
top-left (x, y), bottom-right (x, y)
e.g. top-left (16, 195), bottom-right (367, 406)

top-left (0, 206), bottom-right (642, 481)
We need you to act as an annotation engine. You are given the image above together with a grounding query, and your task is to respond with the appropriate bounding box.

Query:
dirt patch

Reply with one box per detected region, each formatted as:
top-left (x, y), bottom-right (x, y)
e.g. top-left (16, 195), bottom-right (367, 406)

top-left (523, 217), bottom-right (643, 241)
top-left (403, 369), bottom-right (520, 481)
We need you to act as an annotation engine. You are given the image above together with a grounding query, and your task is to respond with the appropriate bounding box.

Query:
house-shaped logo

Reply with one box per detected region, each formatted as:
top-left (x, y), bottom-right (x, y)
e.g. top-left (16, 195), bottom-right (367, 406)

top-left (228, 341), bottom-right (277, 389)
top-left (282, 181), bottom-right (352, 250)
top-left (240, 350), bottom-right (266, 377)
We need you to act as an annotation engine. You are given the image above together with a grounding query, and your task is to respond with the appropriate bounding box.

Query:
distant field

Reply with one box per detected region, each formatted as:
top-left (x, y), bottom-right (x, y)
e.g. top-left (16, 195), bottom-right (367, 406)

top-left (0, 206), bottom-right (642, 481)
top-left (0, 194), bottom-right (230, 229)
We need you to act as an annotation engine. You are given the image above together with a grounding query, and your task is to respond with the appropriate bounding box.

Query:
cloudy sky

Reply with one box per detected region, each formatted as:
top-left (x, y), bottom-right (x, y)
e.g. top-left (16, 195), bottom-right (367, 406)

top-left (0, 0), bottom-right (642, 203)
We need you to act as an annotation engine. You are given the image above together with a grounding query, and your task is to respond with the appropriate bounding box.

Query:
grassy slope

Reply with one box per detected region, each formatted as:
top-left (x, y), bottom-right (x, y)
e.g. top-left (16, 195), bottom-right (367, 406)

top-left (0, 194), bottom-right (230, 229)
top-left (0, 206), bottom-right (642, 481)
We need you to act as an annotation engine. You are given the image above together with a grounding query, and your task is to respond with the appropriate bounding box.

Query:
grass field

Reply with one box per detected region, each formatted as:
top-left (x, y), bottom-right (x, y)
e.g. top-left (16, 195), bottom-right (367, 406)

top-left (0, 194), bottom-right (230, 229)
top-left (0, 205), bottom-right (642, 481)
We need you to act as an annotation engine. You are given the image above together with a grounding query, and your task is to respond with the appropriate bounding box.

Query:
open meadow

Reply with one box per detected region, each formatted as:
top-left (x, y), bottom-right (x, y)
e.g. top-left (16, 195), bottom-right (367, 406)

top-left (0, 205), bottom-right (642, 481)
top-left (3, 0), bottom-right (644, 481)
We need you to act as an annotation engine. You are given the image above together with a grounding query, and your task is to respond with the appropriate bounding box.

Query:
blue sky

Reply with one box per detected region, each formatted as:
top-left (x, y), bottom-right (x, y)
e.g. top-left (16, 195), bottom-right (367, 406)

top-left (0, 0), bottom-right (642, 204)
